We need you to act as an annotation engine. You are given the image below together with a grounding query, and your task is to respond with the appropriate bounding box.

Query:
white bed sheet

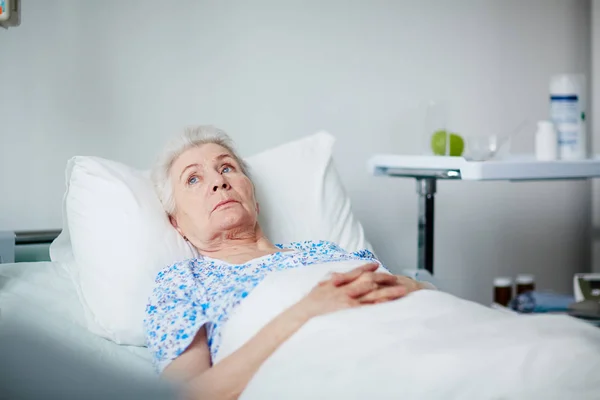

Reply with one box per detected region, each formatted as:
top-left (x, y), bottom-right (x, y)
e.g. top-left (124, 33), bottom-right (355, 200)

top-left (0, 261), bottom-right (155, 378)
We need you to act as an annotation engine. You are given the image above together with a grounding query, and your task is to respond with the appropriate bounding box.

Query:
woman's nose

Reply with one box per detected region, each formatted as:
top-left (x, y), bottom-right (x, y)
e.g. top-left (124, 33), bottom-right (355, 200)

top-left (212, 182), bottom-right (230, 192)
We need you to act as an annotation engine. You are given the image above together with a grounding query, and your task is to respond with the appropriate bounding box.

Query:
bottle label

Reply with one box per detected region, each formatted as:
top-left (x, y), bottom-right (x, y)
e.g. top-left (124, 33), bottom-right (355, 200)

top-left (550, 95), bottom-right (583, 157)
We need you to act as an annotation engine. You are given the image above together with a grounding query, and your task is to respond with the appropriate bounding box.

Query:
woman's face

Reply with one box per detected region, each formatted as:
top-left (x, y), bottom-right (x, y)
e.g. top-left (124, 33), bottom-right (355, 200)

top-left (169, 143), bottom-right (258, 245)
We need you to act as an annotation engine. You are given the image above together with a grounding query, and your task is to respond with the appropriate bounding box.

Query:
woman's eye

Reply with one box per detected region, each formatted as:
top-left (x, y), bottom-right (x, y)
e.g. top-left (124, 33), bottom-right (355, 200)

top-left (187, 175), bottom-right (199, 185)
top-left (221, 165), bottom-right (233, 174)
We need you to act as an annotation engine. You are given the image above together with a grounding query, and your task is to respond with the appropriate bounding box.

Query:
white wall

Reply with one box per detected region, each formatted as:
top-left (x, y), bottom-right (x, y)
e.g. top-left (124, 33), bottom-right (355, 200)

top-left (592, 0), bottom-right (600, 273)
top-left (0, 0), bottom-right (592, 304)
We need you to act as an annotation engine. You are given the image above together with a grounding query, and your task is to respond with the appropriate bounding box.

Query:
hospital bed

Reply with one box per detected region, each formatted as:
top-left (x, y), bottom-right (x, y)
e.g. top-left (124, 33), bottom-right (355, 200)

top-left (0, 231), bottom-right (169, 398)
top-left (4, 231), bottom-right (600, 400)
top-left (0, 264), bottom-right (184, 399)
top-left (3, 133), bottom-right (600, 399)
top-left (0, 131), bottom-right (371, 396)
top-left (0, 261), bottom-right (156, 372)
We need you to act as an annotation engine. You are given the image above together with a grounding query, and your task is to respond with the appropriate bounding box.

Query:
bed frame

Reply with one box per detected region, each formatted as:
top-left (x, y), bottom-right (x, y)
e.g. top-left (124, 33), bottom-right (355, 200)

top-left (0, 230), bottom-right (61, 263)
top-left (14, 230), bottom-right (61, 245)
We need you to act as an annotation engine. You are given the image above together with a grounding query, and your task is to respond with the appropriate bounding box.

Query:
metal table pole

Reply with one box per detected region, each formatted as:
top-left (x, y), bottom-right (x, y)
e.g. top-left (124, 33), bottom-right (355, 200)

top-left (375, 166), bottom-right (459, 276)
top-left (416, 178), bottom-right (436, 275)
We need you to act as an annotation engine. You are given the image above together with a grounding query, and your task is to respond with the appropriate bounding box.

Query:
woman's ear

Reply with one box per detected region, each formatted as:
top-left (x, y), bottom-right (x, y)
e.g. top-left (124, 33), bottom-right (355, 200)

top-left (169, 214), bottom-right (190, 242)
top-left (256, 202), bottom-right (260, 215)
top-left (169, 215), bottom-right (185, 237)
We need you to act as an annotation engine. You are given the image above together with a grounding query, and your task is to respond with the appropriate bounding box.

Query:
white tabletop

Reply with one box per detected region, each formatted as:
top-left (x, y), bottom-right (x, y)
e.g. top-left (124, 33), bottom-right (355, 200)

top-left (368, 154), bottom-right (600, 181)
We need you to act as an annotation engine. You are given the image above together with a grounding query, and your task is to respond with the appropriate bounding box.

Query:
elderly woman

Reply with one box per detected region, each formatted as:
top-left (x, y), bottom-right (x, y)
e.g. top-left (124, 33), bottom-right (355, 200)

top-left (144, 126), bottom-right (431, 398)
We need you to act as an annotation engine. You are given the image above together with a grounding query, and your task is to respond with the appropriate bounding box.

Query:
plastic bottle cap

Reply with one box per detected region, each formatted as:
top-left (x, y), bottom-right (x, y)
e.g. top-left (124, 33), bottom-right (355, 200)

top-left (535, 120), bottom-right (558, 161)
top-left (493, 277), bottom-right (512, 287)
top-left (516, 274), bottom-right (535, 284)
top-left (537, 120), bottom-right (554, 130)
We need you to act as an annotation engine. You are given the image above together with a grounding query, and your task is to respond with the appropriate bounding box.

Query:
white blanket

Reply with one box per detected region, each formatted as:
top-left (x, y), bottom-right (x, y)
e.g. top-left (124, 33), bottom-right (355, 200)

top-left (216, 261), bottom-right (600, 399)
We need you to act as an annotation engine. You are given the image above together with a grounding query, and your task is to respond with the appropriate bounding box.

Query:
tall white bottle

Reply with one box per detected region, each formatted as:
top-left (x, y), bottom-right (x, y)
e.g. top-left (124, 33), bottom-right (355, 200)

top-left (549, 74), bottom-right (587, 160)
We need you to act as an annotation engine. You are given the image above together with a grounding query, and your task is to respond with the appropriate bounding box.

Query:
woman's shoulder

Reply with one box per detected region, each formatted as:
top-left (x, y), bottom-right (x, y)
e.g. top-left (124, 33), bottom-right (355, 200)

top-left (149, 257), bottom-right (207, 304)
top-left (155, 257), bottom-right (194, 279)
top-left (152, 256), bottom-right (213, 288)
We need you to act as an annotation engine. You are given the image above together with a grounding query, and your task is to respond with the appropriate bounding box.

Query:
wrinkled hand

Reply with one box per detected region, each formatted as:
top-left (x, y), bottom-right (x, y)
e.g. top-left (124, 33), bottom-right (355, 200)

top-left (293, 263), bottom-right (409, 320)
top-left (329, 263), bottom-right (426, 304)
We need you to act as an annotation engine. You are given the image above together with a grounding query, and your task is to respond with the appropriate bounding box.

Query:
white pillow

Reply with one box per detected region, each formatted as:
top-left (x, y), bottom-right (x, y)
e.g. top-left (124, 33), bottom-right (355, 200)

top-left (51, 157), bottom-right (198, 345)
top-left (250, 131), bottom-right (372, 251)
top-left (50, 131), bottom-right (372, 346)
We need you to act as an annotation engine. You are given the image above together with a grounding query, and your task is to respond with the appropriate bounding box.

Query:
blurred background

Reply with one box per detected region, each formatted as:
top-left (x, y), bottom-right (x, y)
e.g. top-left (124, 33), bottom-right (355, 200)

top-left (1, 0), bottom-right (599, 304)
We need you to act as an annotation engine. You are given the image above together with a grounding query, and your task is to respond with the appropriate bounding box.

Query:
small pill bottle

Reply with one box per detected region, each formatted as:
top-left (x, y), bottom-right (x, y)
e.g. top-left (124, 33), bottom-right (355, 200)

top-left (516, 274), bottom-right (535, 295)
top-left (493, 277), bottom-right (513, 306)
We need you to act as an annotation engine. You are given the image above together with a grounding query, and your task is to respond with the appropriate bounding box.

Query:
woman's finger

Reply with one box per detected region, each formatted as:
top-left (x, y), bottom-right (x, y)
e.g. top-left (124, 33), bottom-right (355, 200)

top-left (372, 273), bottom-right (398, 286)
top-left (330, 263), bottom-right (379, 286)
top-left (360, 287), bottom-right (406, 304)
top-left (344, 279), bottom-right (379, 298)
top-left (395, 276), bottom-right (421, 292)
top-left (357, 285), bottom-right (407, 304)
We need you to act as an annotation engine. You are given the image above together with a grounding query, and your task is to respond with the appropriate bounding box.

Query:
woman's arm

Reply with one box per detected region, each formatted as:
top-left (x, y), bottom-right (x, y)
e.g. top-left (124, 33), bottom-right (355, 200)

top-left (175, 301), bottom-right (311, 400)
top-left (167, 263), bottom-right (404, 400)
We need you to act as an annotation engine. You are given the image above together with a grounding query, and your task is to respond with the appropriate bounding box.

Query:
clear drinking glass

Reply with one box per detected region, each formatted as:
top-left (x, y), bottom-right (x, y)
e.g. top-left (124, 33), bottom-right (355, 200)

top-left (463, 135), bottom-right (502, 161)
top-left (421, 100), bottom-right (467, 157)
top-left (422, 100), bottom-right (450, 156)
top-left (462, 120), bottom-right (526, 161)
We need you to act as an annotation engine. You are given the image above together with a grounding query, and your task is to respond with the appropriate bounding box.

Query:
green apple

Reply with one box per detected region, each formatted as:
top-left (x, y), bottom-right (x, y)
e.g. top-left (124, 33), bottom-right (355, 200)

top-left (430, 130), bottom-right (464, 156)
top-left (430, 130), bottom-right (447, 155)
top-left (448, 133), bottom-right (464, 156)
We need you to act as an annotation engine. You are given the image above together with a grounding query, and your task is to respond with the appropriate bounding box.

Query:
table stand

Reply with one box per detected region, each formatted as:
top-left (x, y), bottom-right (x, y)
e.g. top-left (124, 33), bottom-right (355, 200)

top-left (417, 178), bottom-right (436, 275)
top-left (384, 167), bottom-right (461, 275)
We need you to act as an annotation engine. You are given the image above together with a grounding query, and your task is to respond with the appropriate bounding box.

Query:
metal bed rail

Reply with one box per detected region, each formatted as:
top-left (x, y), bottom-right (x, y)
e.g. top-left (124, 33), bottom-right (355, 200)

top-left (14, 230), bottom-right (62, 245)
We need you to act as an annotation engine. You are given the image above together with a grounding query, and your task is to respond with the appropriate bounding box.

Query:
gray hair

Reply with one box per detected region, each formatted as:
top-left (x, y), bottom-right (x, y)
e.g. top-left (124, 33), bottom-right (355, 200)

top-left (151, 125), bottom-right (250, 215)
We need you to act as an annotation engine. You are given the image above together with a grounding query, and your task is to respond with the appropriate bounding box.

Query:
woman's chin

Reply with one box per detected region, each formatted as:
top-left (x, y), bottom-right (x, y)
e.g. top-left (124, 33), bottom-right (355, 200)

top-left (215, 212), bottom-right (254, 232)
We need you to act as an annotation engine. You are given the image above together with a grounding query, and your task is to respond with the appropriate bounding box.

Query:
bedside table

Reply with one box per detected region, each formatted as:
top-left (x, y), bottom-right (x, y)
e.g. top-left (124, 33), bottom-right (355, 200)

top-left (368, 154), bottom-right (600, 275)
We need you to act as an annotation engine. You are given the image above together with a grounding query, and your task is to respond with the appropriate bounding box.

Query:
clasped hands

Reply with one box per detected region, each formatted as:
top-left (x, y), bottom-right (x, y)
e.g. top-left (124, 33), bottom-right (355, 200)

top-left (295, 263), bottom-right (427, 319)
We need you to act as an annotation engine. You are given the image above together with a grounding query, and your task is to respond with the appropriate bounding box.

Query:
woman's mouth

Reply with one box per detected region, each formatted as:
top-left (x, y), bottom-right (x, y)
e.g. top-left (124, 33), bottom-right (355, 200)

top-left (213, 199), bottom-right (238, 212)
